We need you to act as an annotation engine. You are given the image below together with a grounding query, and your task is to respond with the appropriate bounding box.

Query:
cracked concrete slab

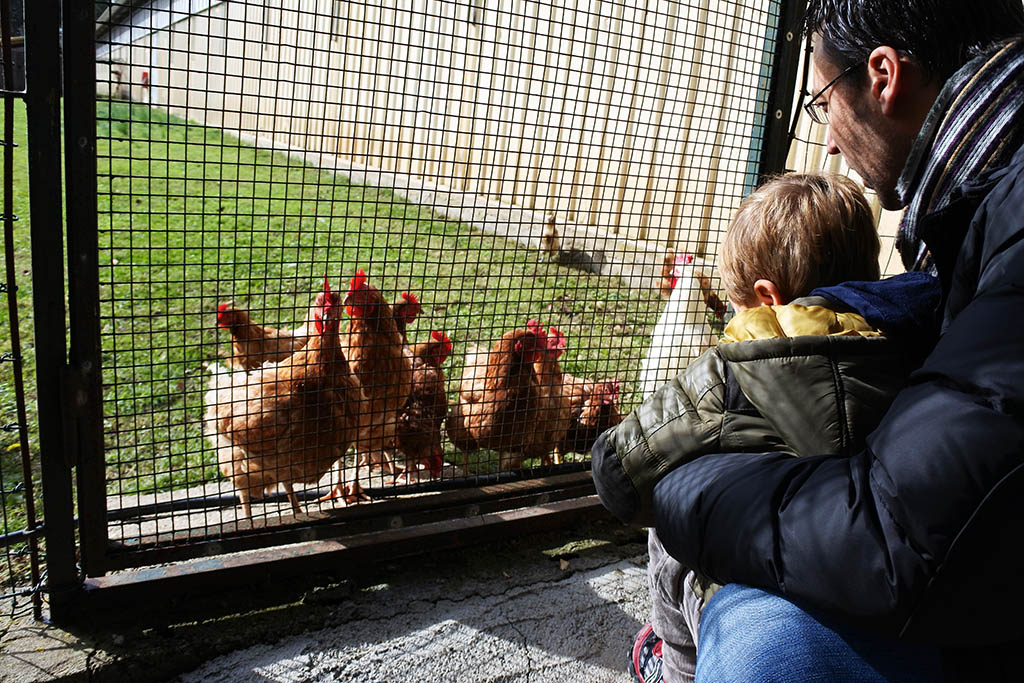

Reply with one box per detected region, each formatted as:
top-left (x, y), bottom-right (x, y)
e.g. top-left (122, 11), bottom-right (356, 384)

top-left (178, 559), bottom-right (648, 682)
top-left (2, 520), bottom-right (651, 683)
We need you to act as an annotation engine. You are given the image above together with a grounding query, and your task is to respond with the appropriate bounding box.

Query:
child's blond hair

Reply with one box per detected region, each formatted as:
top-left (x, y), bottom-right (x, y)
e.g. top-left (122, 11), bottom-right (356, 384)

top-left (719, 172), bottom-right (880, 307)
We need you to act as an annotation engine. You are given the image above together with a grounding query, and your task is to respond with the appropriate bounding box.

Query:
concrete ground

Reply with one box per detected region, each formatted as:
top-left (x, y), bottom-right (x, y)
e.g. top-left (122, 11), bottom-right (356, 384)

top-left (2, 518), bottom-right (651, 682)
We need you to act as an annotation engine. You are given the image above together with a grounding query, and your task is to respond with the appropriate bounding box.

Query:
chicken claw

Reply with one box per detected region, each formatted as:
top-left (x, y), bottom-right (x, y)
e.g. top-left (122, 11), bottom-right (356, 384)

top-left (318, 480), bottom-right (371, 506)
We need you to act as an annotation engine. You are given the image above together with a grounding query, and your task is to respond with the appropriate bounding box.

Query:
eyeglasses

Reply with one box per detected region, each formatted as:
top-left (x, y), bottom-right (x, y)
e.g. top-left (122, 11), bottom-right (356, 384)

top-left (803, 60), bottom-right (864, 125)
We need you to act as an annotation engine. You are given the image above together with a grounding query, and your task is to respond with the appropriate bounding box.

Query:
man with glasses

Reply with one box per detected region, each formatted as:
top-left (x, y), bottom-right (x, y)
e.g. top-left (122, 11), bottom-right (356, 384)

top-left (628, 1), bottom-right (1024, 681)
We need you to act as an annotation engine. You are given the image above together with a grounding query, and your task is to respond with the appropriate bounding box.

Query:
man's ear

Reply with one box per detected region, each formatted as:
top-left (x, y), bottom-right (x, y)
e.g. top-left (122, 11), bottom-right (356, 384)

top-left (867, 45), bottom-right (903, 116)
top-left (752, 279), bottom-right (786, 306)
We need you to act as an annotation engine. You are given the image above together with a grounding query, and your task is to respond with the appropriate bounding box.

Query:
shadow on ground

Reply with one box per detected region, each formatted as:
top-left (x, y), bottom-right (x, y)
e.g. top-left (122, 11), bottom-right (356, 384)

top-left (2, 519), bottom-right (651, 683)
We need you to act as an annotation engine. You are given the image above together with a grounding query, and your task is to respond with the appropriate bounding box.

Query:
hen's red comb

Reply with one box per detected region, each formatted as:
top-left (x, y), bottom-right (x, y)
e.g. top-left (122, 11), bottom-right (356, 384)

top-left (401, 291), bottom-right (419, 304)
top-left (431, 330), bottom-right (454, 361)
top-left (349, 269), bottom-right (368, 293)
top-left (526, 319), bottom-right (546, 336)
top-left (322, 273), bottom-right (331, 293)
top-left (215, 301), bottom-right (234, 328)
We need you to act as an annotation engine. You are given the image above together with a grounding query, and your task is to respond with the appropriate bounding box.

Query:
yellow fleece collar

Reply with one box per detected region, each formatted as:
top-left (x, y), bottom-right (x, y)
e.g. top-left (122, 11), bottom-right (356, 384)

top-left (721, 304), bottom-right (882, 343)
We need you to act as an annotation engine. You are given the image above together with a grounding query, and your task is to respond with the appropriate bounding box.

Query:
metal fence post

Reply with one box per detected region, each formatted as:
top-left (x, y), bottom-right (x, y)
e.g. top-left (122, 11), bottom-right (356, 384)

top-left (62, 0), bottom-right (105, 580)
top-left (24, 0), bottom-right (79, 619)
top-left (756, 0), bottom-right (807, 181)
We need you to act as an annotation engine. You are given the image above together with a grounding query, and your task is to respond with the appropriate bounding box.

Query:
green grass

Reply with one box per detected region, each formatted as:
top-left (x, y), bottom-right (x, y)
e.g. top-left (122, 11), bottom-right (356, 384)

top-left (92, 100), bottom-right (665, 497)
top-left (0, 97), bottom-right (665, 586)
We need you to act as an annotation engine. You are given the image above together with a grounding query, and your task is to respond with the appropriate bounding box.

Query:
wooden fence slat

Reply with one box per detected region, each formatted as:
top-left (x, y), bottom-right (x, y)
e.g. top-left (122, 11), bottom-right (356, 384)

top-left (584, 0), bottom-right (627, 232)
top-left (611, 0), bottom-right (651, 238)
top-left (565, 0), bottom-right (604, 224)
top-left (636, 2), bottom-right (680, 241)
top-left (97, 0), bottom-right (906, 266)
top-left (665, 0), bottom-right (711, 249)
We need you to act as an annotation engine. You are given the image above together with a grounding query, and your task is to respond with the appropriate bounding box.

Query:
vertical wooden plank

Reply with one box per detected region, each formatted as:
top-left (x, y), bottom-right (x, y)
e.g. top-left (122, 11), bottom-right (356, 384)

top-left (485, 3), bottom-right (516, 199)
top-left (435, 0), bottom-right (459, 187)
top-left (310, 0), bottom-right (333, 155)
top-left (524, 2), bottom-right (558, 211)
top-left (507, 0), bottom-right (543, 205)
top-left (692, 7), bottom-right (747, 255)
top-left (489, 2), bottom-right (524, 200)
top-left (238, 1), bottom-right (263, 137)
top-left (423, 0), bottom-right (445, 183)
top-left (541, 0), bottom-right (574, 216)
top-left (584, 0), bottom-right (626, 231)
top-left (259, 3), bottom-right (282, 141)
top-left (376, 0), bottom-right (399, 172)
top-left (457, 3), bottom-right (484, 193)
top-left (636, 2), bottom-right (679, 241)
top-left (610, 0), bottom-right (651, 236)
top-left (565, 0), bottom-right (604, 223)
top-left (397, 1), bottom-right (427, 175)
top-left (206, 3), bottom-right (229, 129)
top-left (366, 0), bottom-right (386, 165)
top-left (665, 0), bottom-right (711, 248)
top-left (325, 0), bottom-right (343, 157)
top-left (411, 5), bottom-right (437, 178)
top-left (339, 0), bottom-right (360, 159)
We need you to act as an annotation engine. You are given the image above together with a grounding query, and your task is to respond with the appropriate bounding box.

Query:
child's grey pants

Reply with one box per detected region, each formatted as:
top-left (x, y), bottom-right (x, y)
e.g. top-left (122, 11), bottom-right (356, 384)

top-left (648, 528), bottom-right (704, 683)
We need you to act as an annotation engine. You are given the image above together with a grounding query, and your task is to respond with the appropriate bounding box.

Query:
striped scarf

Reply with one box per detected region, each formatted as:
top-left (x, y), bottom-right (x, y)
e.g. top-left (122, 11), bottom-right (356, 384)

top-left (896, 37), bottom-right (1024, 273)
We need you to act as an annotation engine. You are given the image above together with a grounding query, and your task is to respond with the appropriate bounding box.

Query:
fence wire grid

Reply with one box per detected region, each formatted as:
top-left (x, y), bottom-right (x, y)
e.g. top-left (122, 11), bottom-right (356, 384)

top-left (1, 0), bottom-right (815, 600)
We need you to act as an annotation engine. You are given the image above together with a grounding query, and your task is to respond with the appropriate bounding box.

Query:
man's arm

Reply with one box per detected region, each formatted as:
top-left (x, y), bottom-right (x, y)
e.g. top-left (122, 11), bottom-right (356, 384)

top-left (653, 257), bottom-right (1024, 642)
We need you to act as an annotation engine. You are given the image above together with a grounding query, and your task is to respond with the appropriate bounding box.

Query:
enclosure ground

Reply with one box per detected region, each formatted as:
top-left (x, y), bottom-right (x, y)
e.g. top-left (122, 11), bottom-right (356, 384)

top-left (1, 517), bottom-right (650, 682)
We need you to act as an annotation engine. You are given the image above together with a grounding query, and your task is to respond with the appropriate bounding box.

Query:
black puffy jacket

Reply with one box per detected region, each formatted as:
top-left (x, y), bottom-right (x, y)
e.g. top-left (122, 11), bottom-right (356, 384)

top-left (652, 139), bottom-right (1024, 654)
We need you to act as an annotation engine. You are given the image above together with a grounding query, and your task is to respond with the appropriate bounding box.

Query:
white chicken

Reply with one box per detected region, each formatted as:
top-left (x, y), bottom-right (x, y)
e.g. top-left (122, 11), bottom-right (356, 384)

top-left (638, 252), bottom-right (725, 399)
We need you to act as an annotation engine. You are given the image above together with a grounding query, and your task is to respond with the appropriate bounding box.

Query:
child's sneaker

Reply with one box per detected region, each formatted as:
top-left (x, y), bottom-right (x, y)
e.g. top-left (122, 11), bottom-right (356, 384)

top-left (629, 622), bottom-right (664, 683)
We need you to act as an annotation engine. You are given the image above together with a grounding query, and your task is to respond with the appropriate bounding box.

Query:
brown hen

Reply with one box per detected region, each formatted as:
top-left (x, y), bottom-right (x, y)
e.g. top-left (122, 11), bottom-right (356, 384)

top-left (534, 325), bottom-right (624, 460)
top-left (447, 325), bottom-right (570, 472)
top-left (215, 281), bottom-right (332, 371)
top-left (391, 290), bottom-right (422, 343)
top-left (321, 270), bottom-right (414, 498)
top-left (204, 285), bottom-right (365, 518)
top-left (393, 330), bottom-right (453, 483)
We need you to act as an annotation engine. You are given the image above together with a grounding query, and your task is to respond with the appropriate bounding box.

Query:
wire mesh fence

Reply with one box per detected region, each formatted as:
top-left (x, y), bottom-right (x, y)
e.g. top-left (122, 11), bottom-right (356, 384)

top-left (0, 0), bottom-right (812, 592)
top-left (87, 0), bottom-right (785, 568)
top-left (84, 0), bottom-right (790, 568)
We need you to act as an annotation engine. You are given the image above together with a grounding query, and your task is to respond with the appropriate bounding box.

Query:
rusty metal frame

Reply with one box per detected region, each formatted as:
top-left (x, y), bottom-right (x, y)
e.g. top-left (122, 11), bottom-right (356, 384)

top-left (74, 494), bottom-right (608, 625)
top-left (104, 471), bottom-right (597, 569)
top-left (62, 0), bottom-right (106, 580)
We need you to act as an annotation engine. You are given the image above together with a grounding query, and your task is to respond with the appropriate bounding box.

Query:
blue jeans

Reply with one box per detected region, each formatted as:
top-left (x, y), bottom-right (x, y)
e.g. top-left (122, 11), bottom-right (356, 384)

top-left (695, 584), bottom-right (944, 682)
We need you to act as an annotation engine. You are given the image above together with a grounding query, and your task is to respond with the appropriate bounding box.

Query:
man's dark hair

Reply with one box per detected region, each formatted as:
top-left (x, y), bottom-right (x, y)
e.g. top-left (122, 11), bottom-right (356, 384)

top-left (803, 0), bottom-right (1024, 84)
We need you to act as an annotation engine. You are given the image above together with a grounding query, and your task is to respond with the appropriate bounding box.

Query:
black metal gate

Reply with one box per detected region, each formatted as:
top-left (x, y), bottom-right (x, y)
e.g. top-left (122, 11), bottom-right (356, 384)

top-left (0, 0), bottom-right (42, 621)
top-left (19, 0), bottom-right (803, 621)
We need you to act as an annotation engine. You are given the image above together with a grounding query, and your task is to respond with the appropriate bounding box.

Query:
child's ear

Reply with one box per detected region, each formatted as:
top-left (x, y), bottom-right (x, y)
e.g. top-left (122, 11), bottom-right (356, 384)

top-left (752, 279), bottom-right (786, 306)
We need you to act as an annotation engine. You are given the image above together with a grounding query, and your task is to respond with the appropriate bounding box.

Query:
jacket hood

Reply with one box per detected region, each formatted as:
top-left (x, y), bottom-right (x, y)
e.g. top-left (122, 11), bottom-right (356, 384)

top-left (717, 305), bottom-right (909, 459)
top-left (809, 271), bottom-right (941, 338)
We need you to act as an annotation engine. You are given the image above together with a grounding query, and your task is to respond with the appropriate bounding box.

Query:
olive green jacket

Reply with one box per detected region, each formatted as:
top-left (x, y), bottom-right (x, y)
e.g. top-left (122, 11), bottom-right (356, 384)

top-left (592, 296), bottom-right (912, 526)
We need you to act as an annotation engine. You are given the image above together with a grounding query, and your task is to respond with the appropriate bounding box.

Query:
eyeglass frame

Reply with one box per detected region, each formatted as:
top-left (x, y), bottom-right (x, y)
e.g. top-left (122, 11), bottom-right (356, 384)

top-left (803, 59), bottom-right (865, 125)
